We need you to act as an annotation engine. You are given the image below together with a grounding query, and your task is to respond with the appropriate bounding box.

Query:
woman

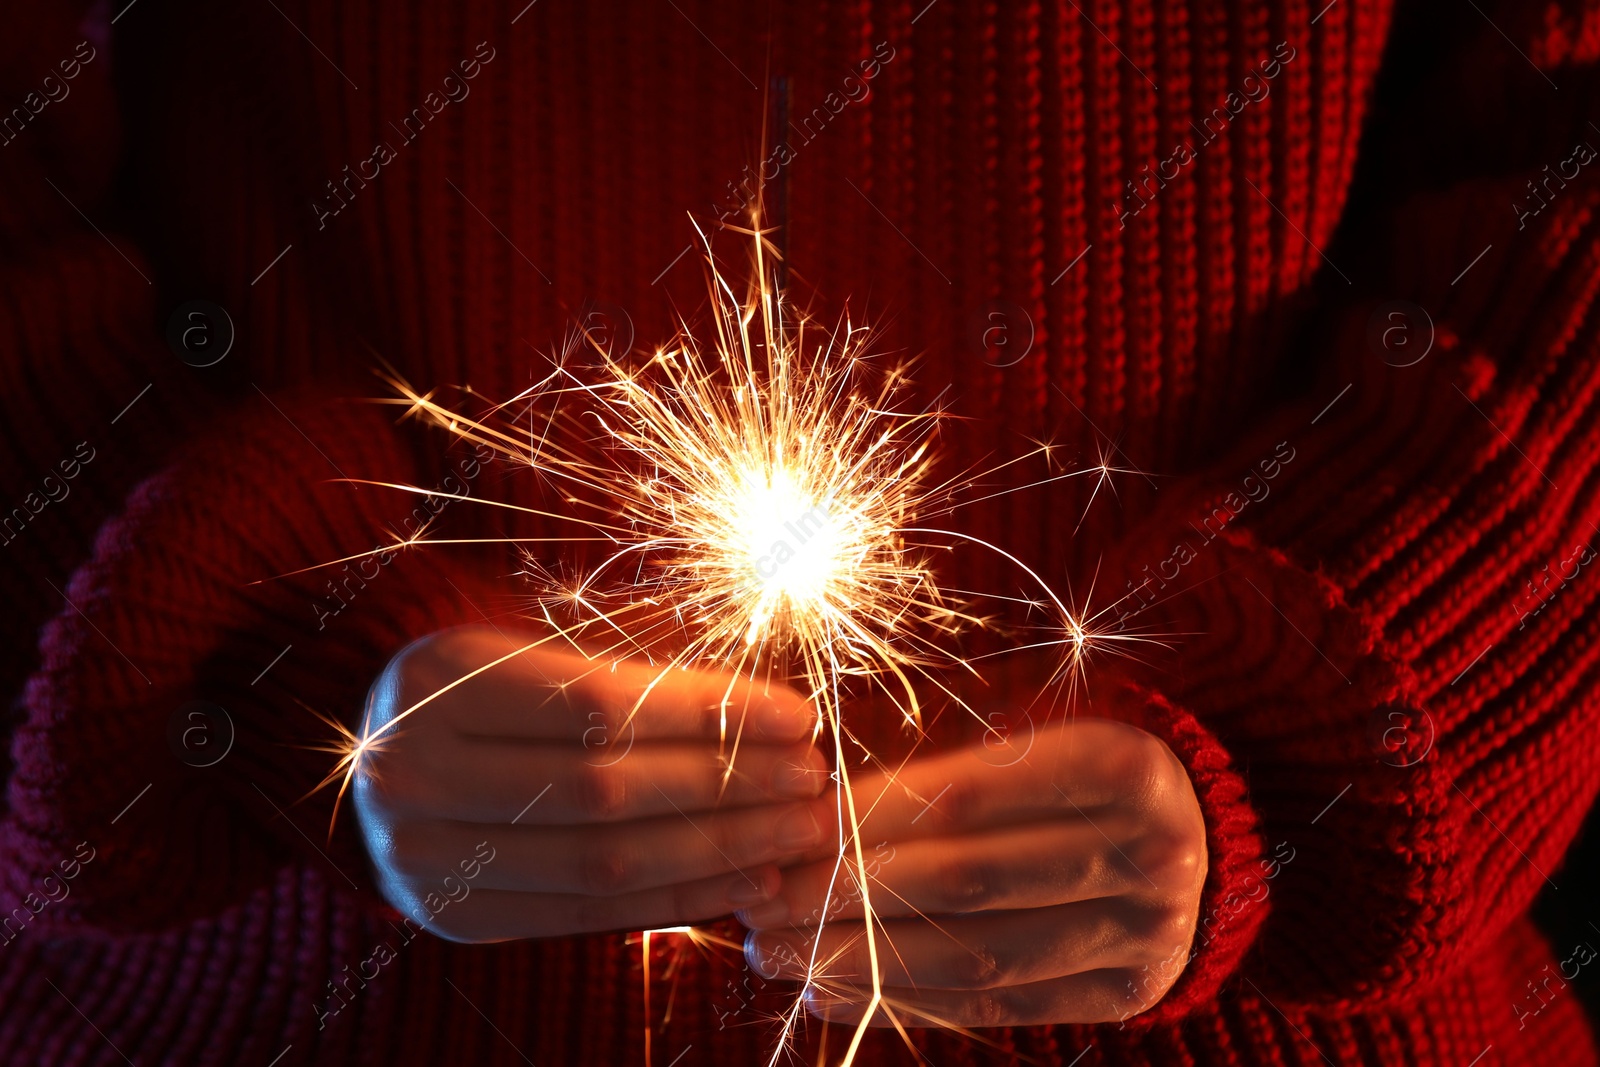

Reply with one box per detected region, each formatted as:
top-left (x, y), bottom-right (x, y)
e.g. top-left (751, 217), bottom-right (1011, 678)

top-left (1, 0), bottom-right (1596, 1063)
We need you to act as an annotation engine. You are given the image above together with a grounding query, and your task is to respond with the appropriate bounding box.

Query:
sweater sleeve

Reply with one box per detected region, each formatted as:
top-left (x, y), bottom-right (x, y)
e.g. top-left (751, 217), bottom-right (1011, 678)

top-left (1098, 0), bottom-right (1600, 1018)
top-left (0, 2), bottom-right (214, 805)
top-left (1094, 672), bottom-right (1270, 1027)
top-left (1, 394), bottom-right (509, 933)
top-left (1105, 156), bottom-right (1600, 1018)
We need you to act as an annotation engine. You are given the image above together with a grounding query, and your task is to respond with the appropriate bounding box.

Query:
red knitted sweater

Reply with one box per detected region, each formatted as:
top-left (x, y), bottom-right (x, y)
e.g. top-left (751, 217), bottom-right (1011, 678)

top-left (3, 0), bottom-right (1599, 1064)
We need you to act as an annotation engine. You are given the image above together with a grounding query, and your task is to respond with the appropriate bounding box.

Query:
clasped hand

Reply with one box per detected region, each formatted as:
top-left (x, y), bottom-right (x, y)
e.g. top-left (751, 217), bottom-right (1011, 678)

top-left (355, 628), bottom-right (1207, 1026)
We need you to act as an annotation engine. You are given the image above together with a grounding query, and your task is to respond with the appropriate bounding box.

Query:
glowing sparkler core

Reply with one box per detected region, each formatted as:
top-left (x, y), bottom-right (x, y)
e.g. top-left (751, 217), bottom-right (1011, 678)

top-left (725, 467), bottom-right (847, 640)
top-left (478, 230), bottom-right (962, 728)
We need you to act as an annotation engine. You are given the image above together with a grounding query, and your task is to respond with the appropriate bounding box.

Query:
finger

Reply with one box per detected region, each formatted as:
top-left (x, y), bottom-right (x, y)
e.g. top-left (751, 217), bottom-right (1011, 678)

top-left (432, 636), bottom-right (818, 743)
top-left (744, 898), bottom-right (1178, 989)
top-left (391, 864), bottom-right (785, 941)
top-left (829, 719), bottom-right (1168, 843)
top-left (737, 822), bottom-right (1142, 930)
top-left (372, 739), bottom-right (829, 823)
top-left (800, 968), bottom-right (1135, 1028)
top-left (386, 799), bottom-right (832, 895)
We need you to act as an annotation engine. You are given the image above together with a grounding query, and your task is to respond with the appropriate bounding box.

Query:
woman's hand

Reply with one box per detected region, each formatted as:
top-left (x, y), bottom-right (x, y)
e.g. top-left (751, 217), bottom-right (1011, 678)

top-left (354, 625), bottom-right (830, 942)
top-left (737, 718), bottom-right (1207, 1027)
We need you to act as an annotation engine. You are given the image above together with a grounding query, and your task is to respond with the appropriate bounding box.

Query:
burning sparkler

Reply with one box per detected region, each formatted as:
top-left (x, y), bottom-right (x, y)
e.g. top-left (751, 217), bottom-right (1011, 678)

top-left (309, 211), bottom-right (1154, 1066)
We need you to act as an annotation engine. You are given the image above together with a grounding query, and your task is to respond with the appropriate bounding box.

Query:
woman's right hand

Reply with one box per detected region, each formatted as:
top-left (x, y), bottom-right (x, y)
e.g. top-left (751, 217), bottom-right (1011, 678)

top-left (353, 625), bottom-right (830, 942)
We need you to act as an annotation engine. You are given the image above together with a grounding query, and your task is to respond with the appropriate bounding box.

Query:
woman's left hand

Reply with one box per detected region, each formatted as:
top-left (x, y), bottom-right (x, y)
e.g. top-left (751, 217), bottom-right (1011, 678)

top-left (736, 717), bottom-right (1208, 1027)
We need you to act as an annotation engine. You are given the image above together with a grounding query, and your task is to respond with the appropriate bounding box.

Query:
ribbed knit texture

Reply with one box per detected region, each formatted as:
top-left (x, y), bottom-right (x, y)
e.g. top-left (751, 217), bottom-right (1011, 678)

top-left (2, 0), bottom-right (1598, 1063)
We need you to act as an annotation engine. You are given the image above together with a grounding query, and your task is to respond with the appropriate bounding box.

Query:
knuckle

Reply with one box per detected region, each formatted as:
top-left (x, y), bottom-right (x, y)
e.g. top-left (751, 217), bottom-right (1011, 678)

top-left (368, 633), bottom-right (488, 745)
top-left (995, 984), bottom-right (1040, 1024)
top-left (955, 941), bottom-right (1006, 989)
top-left (1131, 825), bottom-right (1206, 890)
top-left (1161, 834), bottom-right (1207, 889)
top-left (1118, 734), bottom-right (1176, 816)
top-left (1077, 847), bottom-right (1113, 892)
top-left (963, 989), bottom-right (1009, 1028)
top-left (1088, 968), bottom-right (1147, 1023)
top-left (1127, 901), bottom-right (1198, 960)
top-left (1152, 903), bottom-right (1200, 952)
top-left (1138, 966), bottom-right (1182, 1010)
top-left (934, 858), bottom-right (997, 912)
top-left (1080, 905), bottom-right (1124, 957)
top-left (383, 630), bottom-right (472, 704)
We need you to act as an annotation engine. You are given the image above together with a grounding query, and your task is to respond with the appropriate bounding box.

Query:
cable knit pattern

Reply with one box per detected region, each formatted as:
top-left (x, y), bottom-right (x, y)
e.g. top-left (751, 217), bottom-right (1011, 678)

top-left (1, 0), bottom-right (1598, 1064)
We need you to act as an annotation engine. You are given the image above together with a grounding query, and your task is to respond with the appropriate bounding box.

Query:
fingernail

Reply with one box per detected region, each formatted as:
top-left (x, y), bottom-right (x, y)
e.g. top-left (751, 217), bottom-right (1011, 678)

top-left (736, 897), bottom-right (789, 929)
top-left (748, 933), bottom-right (803, 978)
top-left (774, 756), bottom-right (825, 798)
top-left (775, 805), bottom-right (824, 850)
top-left (728, 870), bottom-right (775, 906)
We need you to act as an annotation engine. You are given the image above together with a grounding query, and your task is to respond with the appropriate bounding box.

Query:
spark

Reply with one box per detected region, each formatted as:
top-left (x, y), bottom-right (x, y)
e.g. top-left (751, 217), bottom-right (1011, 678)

top-left (302, 210), bottom-right (1153, 1066)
